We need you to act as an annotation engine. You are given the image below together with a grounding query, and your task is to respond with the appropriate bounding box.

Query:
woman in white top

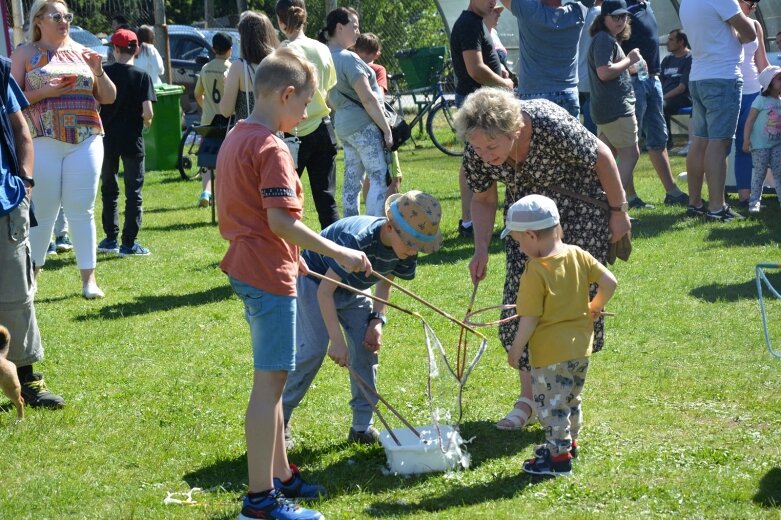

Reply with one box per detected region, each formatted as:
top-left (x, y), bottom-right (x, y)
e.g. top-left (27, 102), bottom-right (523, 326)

top-left (734, 0), bottom-right (769, 205)
top-left (133, 25), bottom-right (164, 85)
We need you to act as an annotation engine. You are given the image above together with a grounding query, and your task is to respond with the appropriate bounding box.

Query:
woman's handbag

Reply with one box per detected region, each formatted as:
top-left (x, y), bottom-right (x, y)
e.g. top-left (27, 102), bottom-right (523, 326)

top-left (549, 185), bottom-right (632, 265)
top-left (340, 91), bottom-right (410, 150)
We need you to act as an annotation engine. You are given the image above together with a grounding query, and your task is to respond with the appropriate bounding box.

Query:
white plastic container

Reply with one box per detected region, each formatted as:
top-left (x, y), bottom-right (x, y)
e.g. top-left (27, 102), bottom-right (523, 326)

top-left (379, 424), bottom-right (469, 475)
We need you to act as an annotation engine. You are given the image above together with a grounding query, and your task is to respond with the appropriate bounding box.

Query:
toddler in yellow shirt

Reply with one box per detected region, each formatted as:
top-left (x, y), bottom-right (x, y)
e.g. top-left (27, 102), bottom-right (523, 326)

top-left (503, 194), bottom-right (617, 477)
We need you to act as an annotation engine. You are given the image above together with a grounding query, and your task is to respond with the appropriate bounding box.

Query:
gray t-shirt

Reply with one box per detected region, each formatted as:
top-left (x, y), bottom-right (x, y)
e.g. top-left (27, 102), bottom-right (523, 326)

top-left (328, 48), bottom-right (384, 139)
top-left (511, 0), bottom-right (592, 94)
top-left (588, 30), bottom-right (635, 125)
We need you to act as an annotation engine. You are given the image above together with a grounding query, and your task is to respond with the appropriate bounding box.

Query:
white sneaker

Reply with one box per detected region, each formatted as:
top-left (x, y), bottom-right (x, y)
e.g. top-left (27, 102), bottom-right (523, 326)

top-left (678, 171), bottom-right (688, 182)
top-left (82, 283), bottom-right (105, 299)
top-left (748, 201), bottom-right (761, 214)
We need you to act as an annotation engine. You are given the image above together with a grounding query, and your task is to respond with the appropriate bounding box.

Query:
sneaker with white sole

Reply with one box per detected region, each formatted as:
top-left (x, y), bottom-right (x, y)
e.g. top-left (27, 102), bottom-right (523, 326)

top-left (46, 241), bottom-right (57, 256)
top-left (748, 201), bottom-right (761, 214)
top-left (97, 238), bottom-right (119, 253)
top-left (198, 191), bottom-right (211, 208)
top-left (706, 205), bottom-right (744, 222)
top-left (238, 489), bottom-right (324, 520)
top-left (522, 447), bottom-right (572, 477)
top-left (273, 464), bottom-right (327, 499)
top-left (55, 234), bottom-right (73, 252)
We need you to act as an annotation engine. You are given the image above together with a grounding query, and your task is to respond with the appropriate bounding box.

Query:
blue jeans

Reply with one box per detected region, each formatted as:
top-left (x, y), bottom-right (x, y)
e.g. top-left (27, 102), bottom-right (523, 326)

top-left (229, 276), bottom-right (297, 371)
top-left (579, 92), bottom-right (597, 135)
top-left (282, 276), bottom-right (378, 431)
top-left (734, 91), bottom-right (759, 190)
top-left (519, 89), bottom-right (580, 118)
top-left (690, 78), bottom-right (743, 140)
top-left (632, 75), bottom-right (668, 150)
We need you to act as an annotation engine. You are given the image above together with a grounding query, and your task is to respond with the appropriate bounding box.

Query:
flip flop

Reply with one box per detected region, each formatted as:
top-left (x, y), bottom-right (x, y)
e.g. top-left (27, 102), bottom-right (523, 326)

top-left (495, 396), bottom-right (536, 431)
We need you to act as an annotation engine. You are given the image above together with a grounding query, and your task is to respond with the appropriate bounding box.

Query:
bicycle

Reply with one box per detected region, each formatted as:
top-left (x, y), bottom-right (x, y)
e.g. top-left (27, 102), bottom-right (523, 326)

top-left (388, 53), bottom-right (462, 157)
top-left (177, 123), bottom-right (204, 180)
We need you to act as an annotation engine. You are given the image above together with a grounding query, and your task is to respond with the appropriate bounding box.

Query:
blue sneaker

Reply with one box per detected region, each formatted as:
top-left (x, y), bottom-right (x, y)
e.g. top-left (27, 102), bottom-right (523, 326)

top-left (55, 234), bottom-right (73, 252)
top-left (119, 243), bottom-right (151, 257)
top-left (238, 489), bottom-right (324, 520)
top-left (97, 238), bottom-right (119, 254)
top-left (46, 241), bottom-right (57, 256)
top-left (273, 464), bottom-right (327, 500)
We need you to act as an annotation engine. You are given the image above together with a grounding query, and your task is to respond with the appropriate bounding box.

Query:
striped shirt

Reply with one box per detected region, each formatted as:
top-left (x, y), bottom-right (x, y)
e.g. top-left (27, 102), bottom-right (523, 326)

top-left (303, 216), bottom-right (416, 291)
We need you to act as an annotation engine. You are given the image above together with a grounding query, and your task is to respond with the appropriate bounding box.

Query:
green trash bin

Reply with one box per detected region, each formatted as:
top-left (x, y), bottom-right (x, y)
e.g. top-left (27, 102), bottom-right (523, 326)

top-left (394, 47), bottom-right (446, 90)
top-left (144, 83), bottom-right (184, 172)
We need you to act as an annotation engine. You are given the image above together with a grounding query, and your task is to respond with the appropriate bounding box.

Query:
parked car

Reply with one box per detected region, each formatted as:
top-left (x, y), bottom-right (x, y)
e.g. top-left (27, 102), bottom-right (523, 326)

top-left (6, 25), bottom-right (109, 63)
top-left (168, 25), bottom-right (240, 117)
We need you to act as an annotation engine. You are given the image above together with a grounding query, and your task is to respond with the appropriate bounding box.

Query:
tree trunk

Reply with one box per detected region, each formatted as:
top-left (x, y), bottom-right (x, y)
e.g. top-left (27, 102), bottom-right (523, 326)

top-left (236, 0), bottom-right (248, 15)
top-left (205, 0), bottom-right (215, 28)
top-left (153, 0), bottom-right (171, 84)
top-left (325, 0), bottom-right (337, 14)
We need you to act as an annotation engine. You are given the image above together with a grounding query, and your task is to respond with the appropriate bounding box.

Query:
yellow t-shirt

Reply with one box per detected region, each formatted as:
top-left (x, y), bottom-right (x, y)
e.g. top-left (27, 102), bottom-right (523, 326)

top-left (282, 37), bottom-right (336, 137)
top-left (516, 244), bottom-right (608, 368)
top-left (195, 58), bottom-right (230, 126)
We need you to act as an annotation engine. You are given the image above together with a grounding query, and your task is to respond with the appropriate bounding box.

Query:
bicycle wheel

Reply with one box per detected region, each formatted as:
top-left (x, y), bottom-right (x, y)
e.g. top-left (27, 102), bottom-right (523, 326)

top-left (427, 99), bottom-right (463, 157)
top-left (178, 126), bottom-right (203, 180)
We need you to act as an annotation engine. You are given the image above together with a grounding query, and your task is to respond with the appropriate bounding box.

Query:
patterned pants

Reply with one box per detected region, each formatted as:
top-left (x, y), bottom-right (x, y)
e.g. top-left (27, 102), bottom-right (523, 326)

top-left (532, 356), bottom-right (590, 456)
top-left (749, 146), bottom-right (781, 206)
top-left (341, 125), bottom-right (387, 218)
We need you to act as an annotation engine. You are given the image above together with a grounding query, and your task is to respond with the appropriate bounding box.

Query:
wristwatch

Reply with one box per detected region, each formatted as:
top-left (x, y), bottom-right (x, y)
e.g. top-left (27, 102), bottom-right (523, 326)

top-left (609, 201), bottom-right (629, 213)
top-left (367, 311), bottom-right (387, 326)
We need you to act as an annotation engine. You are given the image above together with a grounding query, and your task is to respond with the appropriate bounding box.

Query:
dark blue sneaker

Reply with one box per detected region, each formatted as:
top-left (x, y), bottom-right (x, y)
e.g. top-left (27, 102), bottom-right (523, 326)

top-left (46, 241), bottom-right (57, 256)
top-left (97, 238), bottom-right (119, 254)
top-left (119, 243), bottom-right (151, 257)
top-left (274, 464), bottom-right (326, 500)
top-left (238, 489), bottom-right (324, 520)
top-left (522, 447), bottom-right (572, 477)
top-left (55, 234), bottom-right (73, 252)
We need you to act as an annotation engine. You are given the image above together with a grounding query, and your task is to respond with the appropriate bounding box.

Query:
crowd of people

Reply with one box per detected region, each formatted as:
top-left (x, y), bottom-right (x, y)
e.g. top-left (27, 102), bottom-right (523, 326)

top-left (0, 0), bottom-right (777, 519)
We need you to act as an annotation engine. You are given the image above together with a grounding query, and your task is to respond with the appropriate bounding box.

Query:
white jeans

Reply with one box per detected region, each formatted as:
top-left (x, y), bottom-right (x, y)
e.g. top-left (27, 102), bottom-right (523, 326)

top-left (29, 135), bottom-right (103, 269)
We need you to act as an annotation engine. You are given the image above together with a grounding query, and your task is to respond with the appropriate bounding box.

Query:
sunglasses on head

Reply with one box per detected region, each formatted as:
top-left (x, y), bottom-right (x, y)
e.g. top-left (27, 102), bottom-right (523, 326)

top-left (46, 12), bottom-right (74, 23)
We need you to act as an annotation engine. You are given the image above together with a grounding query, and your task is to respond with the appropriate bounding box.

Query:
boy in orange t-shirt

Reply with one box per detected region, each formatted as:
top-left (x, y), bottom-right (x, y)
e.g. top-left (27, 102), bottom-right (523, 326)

top-left (216, 47), bottom-right (372, 520)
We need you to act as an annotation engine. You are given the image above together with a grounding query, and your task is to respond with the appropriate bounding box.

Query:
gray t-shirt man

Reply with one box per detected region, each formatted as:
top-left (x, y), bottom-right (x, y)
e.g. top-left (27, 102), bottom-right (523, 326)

top-left (506, 0), bottom-right (594, 94)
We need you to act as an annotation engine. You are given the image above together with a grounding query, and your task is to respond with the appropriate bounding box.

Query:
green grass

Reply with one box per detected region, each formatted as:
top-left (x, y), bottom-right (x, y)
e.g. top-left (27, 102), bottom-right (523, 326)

top-left (2, 139), bottom-right (781, 519)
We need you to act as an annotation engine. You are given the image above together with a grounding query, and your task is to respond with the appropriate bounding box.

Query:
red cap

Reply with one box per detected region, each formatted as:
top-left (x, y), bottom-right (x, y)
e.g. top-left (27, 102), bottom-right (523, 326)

top-left (111, 28), bottom-right (137, 48)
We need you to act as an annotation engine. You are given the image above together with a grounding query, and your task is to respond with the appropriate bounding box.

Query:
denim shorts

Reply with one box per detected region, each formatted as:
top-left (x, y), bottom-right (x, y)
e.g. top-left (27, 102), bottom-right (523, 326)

top-left (518, 89), bottom-right (580, 118)
top-left (632, 75), bottom-right (668, 150)
top-left (229, 276), bottom-right (296, 371)
top-left (689, 78), bottom-right (743, 140)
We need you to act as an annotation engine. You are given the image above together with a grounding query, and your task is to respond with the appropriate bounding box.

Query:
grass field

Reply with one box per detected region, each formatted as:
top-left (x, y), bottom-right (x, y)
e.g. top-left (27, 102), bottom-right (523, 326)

top-left (2, 139), bottom-right (781, 519)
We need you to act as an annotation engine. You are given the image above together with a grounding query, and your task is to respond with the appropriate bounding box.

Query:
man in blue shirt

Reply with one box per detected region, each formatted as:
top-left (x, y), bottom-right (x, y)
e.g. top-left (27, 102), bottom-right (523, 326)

top-left (500, 0), bottom-right (595, 117)
top-left (0, 56), bottom-right (65, 410)
top-left (620, 0), bottom-right (688, 208)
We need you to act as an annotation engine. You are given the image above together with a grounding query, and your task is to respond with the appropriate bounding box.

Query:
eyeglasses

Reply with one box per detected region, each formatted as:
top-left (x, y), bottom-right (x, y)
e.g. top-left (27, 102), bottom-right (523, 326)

top-left (46, 12), bottom-right (74, 23)
top-left (610, 14), bottom-right (629, 21)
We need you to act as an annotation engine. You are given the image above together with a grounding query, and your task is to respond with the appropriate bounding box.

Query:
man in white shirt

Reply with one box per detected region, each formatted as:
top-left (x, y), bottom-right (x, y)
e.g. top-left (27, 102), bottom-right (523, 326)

top-left (679, 0), bottom-right (755, 222)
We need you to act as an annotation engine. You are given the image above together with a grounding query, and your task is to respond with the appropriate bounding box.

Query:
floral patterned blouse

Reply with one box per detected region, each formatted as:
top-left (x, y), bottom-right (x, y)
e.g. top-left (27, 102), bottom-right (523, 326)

top-left (23, 44), bottom-right (102, 144)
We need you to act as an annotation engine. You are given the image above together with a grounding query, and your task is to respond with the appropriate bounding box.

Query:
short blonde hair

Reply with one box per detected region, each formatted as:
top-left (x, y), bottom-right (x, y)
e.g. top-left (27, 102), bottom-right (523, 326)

top-left (254, 47), bottom-right (316, 99)
top-left (27, 0), bottom-right (68, 43)
top-left (453, 87), bottom-right (522, 142)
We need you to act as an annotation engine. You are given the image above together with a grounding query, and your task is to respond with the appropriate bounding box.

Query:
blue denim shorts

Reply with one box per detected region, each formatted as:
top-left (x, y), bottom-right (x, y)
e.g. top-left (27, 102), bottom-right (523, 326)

top-left (689, 78), bottom-right (743, 140)
top-left (632, 75), bottom-right (668, 150)
top-left (229, 276), bottom-right (296, 371)
top-left (518, 89), bottom-right (580, 118)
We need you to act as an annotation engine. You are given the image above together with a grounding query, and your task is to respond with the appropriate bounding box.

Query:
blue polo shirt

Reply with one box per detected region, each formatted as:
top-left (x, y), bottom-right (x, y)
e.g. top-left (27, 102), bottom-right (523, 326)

top-left (303, 216), bottom-right (416, 292)
top-left (0, 76), bottom-right (28, 217)
top-left (621, 0), bottom-right (660, 75)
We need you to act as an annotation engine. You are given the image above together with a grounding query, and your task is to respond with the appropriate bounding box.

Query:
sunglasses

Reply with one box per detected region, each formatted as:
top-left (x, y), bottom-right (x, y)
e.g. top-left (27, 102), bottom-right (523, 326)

top-left (46, 12), bottom-right (74, 23)
top-left (610, 14), bottom-right (629, 21)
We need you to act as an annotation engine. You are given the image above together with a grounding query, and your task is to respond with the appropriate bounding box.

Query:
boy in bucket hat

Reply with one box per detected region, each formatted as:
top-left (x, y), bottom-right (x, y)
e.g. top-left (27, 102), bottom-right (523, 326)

top-left (503, 194), bottom-right (617, 477)
top-left (283, 190), bottom-right (442, 446)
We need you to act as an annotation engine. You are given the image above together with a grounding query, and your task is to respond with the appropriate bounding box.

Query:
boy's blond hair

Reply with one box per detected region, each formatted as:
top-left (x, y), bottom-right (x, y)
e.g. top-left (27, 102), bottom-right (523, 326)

top-left (253, 47), bottom-right (317, 100)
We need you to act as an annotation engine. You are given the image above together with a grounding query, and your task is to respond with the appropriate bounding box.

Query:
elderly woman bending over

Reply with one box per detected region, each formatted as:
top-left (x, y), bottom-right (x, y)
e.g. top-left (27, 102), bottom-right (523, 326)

top-left (454, 87), bottom-right (630, 432)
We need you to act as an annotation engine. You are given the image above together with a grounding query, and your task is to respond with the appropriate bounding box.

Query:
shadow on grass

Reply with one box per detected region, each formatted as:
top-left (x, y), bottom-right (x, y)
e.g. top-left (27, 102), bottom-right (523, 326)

top-left (418, 234), bottom-right (505, 266)
top-left (753, 467), bottom-right (781, 507)
top-left (183, 420), bottom-right (539, 511)
top-left (690, 271), bottom-right (781, 302)
top-left (144, 221), bottom-right (215, 232)
top-left (626, 212), bottom-right (684, 239)
top-left (73, 285), bottom-right (234, 321)
top-left (39, 253), bottom-right (124, 271)
top-left (143, 204), bottom-right (200, 214)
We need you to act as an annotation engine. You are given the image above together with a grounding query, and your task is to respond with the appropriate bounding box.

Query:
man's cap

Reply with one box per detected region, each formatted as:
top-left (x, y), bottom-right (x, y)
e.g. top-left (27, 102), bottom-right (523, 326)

top-left (500, 194), bottom-right (560, 239)
top-left (384, 191), bottom-right (443, 254)
top-left (110, 28), bottom-right (138, 48)
top-left (212, 32), bottom-right (233, 53)
top-left (759, 65), bottom-right (781, 94)
top-left (601, 0), bottom-right (630, 16)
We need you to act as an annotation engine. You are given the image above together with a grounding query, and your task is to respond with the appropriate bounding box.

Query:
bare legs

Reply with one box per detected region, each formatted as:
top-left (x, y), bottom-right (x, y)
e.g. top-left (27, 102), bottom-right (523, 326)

top-left (687, 136), bottom-right (732, 211)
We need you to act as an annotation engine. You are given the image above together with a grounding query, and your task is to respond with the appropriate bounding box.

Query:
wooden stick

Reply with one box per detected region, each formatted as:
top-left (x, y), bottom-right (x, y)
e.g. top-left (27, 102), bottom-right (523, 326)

top-left (370, 271), bottom-right (487, 340)
top-left (456, 283), bottom-right (479, 380)
top-left (349, 366), bottom-right (421, 438)
top-left (349, 370), bottom-right (401, 446)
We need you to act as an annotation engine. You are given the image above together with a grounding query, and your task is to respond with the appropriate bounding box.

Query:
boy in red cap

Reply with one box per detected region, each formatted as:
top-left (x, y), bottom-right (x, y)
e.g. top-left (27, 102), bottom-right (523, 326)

top-left (97, 28), bottom-right (156, 256)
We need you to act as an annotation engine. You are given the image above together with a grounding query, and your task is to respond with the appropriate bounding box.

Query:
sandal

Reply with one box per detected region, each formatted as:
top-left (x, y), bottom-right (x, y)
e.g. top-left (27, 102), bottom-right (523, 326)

top-left (495, 397), bottom-right (536, 430)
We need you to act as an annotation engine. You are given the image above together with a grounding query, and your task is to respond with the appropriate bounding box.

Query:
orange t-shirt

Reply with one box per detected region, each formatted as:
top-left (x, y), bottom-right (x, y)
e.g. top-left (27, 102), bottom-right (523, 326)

top-left (216, 120), bottom-right (303, 296)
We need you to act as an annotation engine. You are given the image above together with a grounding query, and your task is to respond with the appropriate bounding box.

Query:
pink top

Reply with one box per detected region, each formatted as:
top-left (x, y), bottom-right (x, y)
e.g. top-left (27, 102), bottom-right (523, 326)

top-left (23, 44), bottom-right (103, 144)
